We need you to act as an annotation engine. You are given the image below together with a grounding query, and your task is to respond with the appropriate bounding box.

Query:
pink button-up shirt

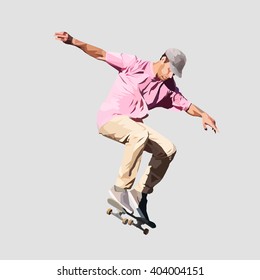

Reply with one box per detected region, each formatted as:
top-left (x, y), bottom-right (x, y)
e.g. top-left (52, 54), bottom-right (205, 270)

top-left (97, 52), bottom-right (191, 129)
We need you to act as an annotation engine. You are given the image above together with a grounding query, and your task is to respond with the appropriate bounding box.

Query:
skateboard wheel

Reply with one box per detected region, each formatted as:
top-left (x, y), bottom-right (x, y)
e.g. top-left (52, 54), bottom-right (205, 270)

top-left (128, 219), bottom-right (134, 226)
top-left (122, 218), bottom-right (128, 225)
top-left (107, 208), bottom-right (113, 215)
top-left (143, 228), bottom-right (149, 235)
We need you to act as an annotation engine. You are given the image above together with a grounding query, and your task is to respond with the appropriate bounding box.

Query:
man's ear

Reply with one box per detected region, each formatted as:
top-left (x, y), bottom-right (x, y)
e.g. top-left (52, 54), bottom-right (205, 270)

top-left (161, 56), bottom-right (167, 63)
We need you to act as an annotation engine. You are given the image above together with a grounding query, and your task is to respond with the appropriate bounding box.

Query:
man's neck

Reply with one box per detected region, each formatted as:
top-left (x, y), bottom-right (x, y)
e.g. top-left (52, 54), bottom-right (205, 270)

top-left (152, 61), bottom-right (161, 78)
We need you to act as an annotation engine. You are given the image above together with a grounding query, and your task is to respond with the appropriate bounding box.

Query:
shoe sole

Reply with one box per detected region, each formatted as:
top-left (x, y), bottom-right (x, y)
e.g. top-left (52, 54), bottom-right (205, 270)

top-left (136, 207), bottom-right (146, 219)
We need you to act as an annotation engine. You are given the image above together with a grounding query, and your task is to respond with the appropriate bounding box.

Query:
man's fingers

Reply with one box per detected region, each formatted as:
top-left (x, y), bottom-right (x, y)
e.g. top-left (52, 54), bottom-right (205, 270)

top-left (54, 32), bottom-right (68, 40)
top-left (212, 124), bottom-right (219, 133)
top-left (202, 116), bottom-right (219, 133)
top-left (211, 119), bottom-right (220, 132)
top-left (211, 125), bottom-right (220, 133)
top-left (55, 37), bottom-right (65, 41)
top-left (204, 123), bottom-right (219, 133)
top-left (55, 32), bottom-right (67, 36)
top-left (55, 37), bottom-right (66, 41)
top-left (55, 34), bottom-right (67, 39)
top-left (54, 34), bottom-right (69, 42)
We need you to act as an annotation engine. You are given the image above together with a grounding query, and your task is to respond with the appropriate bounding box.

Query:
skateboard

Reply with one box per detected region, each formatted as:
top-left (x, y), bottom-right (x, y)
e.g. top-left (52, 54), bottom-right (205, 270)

top-left (106, 198), bottom-right (156, 235)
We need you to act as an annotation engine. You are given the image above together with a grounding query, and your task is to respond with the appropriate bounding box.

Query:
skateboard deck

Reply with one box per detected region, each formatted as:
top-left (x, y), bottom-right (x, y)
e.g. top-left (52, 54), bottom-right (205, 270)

top-left (106, 198), bottom-right (156, 235)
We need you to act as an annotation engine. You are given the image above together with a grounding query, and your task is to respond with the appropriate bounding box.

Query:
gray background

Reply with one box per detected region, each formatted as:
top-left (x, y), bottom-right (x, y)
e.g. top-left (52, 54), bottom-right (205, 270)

top-left (0, 0), bottom-right (259, 259)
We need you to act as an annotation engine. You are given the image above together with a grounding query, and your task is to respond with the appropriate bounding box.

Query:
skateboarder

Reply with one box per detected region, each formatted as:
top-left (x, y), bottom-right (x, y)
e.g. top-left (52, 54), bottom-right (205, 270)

top-left (55, 31), bottom-right (219, 222)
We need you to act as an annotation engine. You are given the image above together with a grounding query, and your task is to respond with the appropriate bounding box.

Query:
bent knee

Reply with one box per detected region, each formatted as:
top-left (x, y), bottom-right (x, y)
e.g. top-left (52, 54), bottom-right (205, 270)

top-left (166, 142), bottom-right (177, 158)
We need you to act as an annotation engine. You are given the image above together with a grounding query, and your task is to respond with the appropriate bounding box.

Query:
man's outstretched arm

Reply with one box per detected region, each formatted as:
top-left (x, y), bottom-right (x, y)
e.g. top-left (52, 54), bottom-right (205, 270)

top-left (54, 31), bottom-right (106, 61)
top-left (186, 104), bottom-right (219, 133)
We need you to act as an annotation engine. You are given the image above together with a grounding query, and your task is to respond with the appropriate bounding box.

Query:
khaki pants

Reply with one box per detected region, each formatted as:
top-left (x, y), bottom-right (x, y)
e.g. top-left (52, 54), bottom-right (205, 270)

top-left (99, 116), bottom-right (176, 194)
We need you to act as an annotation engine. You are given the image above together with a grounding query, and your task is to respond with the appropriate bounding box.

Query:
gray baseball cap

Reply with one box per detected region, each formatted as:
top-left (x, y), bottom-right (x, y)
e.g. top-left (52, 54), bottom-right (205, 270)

top-left (165, 48), bottom-right (186, 78)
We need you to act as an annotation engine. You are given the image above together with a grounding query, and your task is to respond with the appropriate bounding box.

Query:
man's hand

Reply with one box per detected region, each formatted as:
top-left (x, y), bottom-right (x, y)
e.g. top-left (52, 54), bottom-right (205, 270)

top-left (54, 31), bottom-right (106, 60)
top-left (202, 113), bottom-right (219, 133)
top-left (54, 31), bottom-right (73, 45)
top-left (186, 104), bottom-right (219, 133)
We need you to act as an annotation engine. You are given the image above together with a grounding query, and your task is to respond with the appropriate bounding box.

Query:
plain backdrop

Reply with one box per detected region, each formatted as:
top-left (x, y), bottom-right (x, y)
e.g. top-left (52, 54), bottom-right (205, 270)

top-left (0, 0), bottom-right (259, 259)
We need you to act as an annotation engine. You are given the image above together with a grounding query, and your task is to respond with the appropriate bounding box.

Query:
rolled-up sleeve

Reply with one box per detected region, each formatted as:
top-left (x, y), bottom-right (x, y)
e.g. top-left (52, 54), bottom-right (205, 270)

top-left (170, 91), bottom-right (191, 112)
top-left (105, 52), bottom-right (137, 72)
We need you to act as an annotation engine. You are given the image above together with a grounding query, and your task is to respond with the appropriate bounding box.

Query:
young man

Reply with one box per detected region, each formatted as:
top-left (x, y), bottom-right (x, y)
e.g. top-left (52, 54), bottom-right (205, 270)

top-left (55, 31), bottom-right (218, 222)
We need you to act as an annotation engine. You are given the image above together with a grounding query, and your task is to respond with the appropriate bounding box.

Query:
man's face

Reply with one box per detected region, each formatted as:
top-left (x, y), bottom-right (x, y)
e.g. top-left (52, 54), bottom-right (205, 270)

top-left (157, 57), bottom-right (174, 81)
